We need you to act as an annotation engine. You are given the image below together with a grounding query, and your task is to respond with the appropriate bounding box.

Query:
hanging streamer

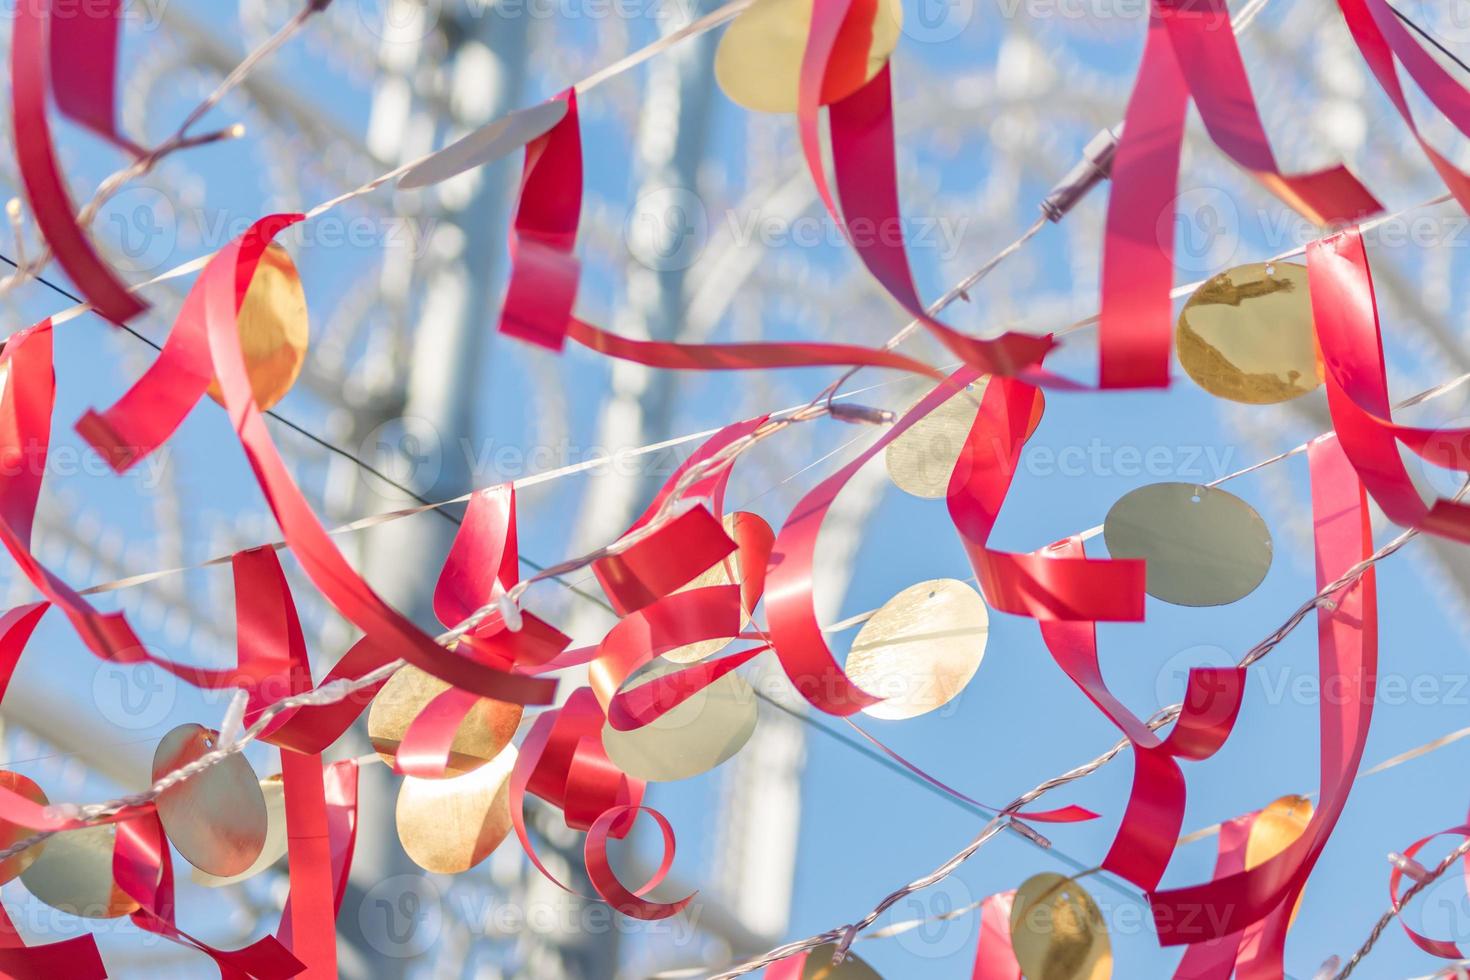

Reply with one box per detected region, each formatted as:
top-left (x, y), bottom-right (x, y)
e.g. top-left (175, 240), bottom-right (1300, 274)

top-left (1308, 230), bottom-right (1470, 542)
top-left (1037, 547), bottom-right (1245, 892)
top-left (1150, 436), bottom-right (1377, 972)
top-left (1095, 0), bottom-right (1380, 388)
top-left (11, 0), bottom-right (146, 324)
top-left (499, 89), bottom-right (581, 350)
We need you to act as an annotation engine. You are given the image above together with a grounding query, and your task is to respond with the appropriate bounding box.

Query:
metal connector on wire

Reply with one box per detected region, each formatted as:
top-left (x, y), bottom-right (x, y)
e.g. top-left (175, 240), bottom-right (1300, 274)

top-left (1039, 125), bottom-right (1122, 223)
top-left (829, 402), bottom-right (897, 426)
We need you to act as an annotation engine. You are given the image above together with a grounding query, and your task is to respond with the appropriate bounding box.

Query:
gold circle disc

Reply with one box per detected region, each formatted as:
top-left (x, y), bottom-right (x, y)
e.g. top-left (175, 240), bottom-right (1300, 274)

top-left (153, 723), bottom-right (269, 878)
top-left (206, 242), bottom-right (309, 412)
top-left (1103, 482), bottom-right (1272, 607)
top-left (192, 776), bottom-right (289, 888)
top-left (715, 0), bottom-right (903, 114)
top-left (846, 578), bottom-right (989, 720)
top-left (799, 943), bottom-right (884, 979)
top-left (601, 658), bottom-right (758, 782)
top-left (1175, 262), bottom-right (1320, 404)
top-left (1009, 873), bottom-right (1112, 980)
top-left (0, 772), bottom-right (47, 884)
top-left (369, 665), bottom-right (523, 777)
top-left (664, 512), bottom-right (761, 665)
top-left (396, 744), bottom-right (517, 875)
top-left (885, 380), bottom-right (1044, 499)
top-left (20, 824), bottom-right (140, 919)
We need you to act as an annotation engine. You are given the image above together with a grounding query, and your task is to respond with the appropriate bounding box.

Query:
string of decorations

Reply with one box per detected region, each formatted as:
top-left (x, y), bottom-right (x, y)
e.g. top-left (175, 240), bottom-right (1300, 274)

top-left (6, 0), bottom-right (1470, 975)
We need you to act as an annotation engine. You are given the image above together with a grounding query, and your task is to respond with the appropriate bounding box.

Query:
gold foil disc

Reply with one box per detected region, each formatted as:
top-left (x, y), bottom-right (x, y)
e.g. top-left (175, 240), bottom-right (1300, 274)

top-left (1103, 483), bottom-right (1272, 607)
top-left (602, 657), bottom-right (758, 782)
top-left (799, 943), bottom-right (884, 979)
top-left (192, 776), bottom-right (288, 888)
top-left (1246, 794), bottom-right (1313, 927)
top-left (396, 744), bottom-right (517, 874)
top-left (1176, 262), bottom-right (1321, 404)
top-left (1009, 873), bottom-right (1112, 980)
top-left (153, 723), bottom-right (268, 878)
top-left (0, 772), bottom-right (47, 884)
top-left (664, 512), bottom-right (759, 665)
top-left (20, 824), bottom-right (140, 919)
top-left (206, 242), bottom-right (308, 412)
top-left (885, 381), bottom-right (1044, 498)
top-left (398, 100), bottom-right (570, 190)
top-left (846, 578), bottom-right (989, 720)
top-left (715, 0), bottom-right (903, 114)
top-left (369, 665), bottom-right (523, 777)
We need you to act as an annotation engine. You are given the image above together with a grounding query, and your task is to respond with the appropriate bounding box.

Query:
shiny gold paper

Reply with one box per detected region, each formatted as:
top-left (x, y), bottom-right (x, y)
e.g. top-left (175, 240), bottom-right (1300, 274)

top-left (846, 578), bottom-right (989, 720)
top-left (1246, 794), bottom-right (1314, 927)
top-left (799, 943), bottom-right (884, 979)
top-left (715, 0), bottom-right (903, 114)
top-left (192, 776), bottom-right (288, 888)
top-left (206, 242), bottom-right (309, 411)
top-left (369, 665), bottom-right (523, 776)
top-left (602, 657), bottom-right (758, 782)
top-left (153, 723), bottom-right (268, 878)
top-left (1176, 262), bottom-right (1320, 404)
top-left (1103, 482), bottom-right (1272, 607)
top-left (0, 772), bottom-right (47, 884)
top-left (20, 824), bottom-right (139, 919)
top-left (396, 745), bottom-right (517, 875)
top-left (1009, 873), bottom-right (1112, 980)
top-left (885, 381), bottom-right (1043, 498)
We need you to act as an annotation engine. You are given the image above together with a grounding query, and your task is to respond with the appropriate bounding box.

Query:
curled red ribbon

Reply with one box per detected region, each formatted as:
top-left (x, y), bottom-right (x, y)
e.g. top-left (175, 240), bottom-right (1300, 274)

top-left (510, 690), bottom-right (694, 920)
top-left (1384, 817), bottom-right (1470, 959)
top-left (11, 0), bottom-right (146, 325)
top-left (75, 214), bottom-right (557, 705)
top-left (1309, 229), bottom-right (1470, 542)
top-left (1038, 539), bottom-right (1245, 892)
top-left (1096, 0), bottom-right (1380, 389)
top-left (1150, 436), bottom-right (1377, 958)
top-left (946, 374), bottom-right (1148, 622)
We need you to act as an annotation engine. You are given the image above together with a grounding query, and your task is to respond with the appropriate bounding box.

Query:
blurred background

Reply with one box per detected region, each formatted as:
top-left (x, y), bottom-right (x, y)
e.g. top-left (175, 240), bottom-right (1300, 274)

top-left (1, 0), bottom-right (1470, 976)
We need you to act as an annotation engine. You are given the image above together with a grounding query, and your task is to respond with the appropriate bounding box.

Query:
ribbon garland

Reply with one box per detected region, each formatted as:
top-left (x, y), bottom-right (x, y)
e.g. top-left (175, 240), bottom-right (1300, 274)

top-left (6, 0), bottom-right (1470, 973)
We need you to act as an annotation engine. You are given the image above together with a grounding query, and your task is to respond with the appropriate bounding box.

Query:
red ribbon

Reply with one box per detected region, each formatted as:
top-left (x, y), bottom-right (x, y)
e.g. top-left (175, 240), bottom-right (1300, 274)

top-left (946, 374), bottom-right (1148, 622)
top-left (394, 484), bottom-right (567, 778)
top-left (1096, 0), bottom-right (1380, 389)
top-left (0, 901), bottom-right (107, 978)
top-left (11, 0), bottom-right (146, 325)
top-left (1150, 436), bottom-right (1377, 959)
top-left (112, 809), bottom-right (303, 977)
top-left (799, 15), bottom-right (1055, 379)
top-left (499, 90), bottom-right (581, 350)
top-left (509, 689), bottom-right (692, 919)
top-left (232, 546), bottom-right (337, 976)
top-left (971, 890), bottom-right (1022, 980)
top-left (1384, 816), bottom-right (1470, 959)
top-left (1309, 229), bottom-right (1470, 542)
top-left (1038, 539), bottom-right (1244, 892)
top-left (1336, 0), bottom-right (1470, 210)
top-left (278, 762), bottom-right (360, 968)
top-left (567, 316), bottom-right (943, 378)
